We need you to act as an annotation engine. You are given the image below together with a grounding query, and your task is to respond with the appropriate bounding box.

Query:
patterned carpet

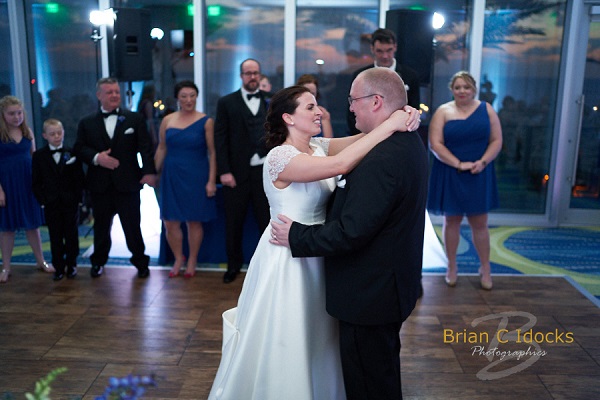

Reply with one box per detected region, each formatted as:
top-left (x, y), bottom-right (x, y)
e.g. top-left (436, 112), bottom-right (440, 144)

top-left (6, 224), bottom-right (600, 301)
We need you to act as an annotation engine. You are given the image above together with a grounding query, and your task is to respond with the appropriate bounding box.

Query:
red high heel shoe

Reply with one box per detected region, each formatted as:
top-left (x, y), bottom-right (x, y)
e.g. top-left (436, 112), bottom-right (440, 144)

top-left (184, 269), bottom-right (196, 279)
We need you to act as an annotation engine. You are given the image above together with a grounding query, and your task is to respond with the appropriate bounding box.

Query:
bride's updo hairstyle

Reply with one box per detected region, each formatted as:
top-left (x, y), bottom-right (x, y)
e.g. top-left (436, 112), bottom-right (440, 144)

top-left (265, 85), bottom-right (310, 149)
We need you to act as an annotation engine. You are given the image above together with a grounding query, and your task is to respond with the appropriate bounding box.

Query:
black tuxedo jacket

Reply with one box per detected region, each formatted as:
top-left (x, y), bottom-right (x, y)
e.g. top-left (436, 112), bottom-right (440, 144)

top-left (214, 90), bottom-right (269, 184)
top-left (73, 109), bottom-right (155, 193)
top-left (289, 131), bottom-right (428, 325)
top-left (32, 146), bottom-right (84, 207)
top-left (347, 63), bottom-right (421, 135)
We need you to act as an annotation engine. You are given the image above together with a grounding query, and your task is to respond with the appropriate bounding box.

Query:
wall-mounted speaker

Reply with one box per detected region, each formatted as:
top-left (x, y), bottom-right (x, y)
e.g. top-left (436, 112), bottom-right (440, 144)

top-left (386, 9), bottom-right (434, 85)
top-left (107, 8), bottom-right (153, 81)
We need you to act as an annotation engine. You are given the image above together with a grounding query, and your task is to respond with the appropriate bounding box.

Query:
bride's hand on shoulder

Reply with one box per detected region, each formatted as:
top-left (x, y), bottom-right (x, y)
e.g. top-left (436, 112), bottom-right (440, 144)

top-left (383, 109), bottom-right (410, 134)
top-left (402, 105), bottom-right (421, 132)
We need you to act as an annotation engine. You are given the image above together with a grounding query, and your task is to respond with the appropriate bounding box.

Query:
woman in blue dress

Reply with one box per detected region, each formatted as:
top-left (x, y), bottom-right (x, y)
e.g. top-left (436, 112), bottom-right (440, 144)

top-left (427, 71), bottom-right (503, 290)
top-left (0, 96), bottom-right (54, 283)
top-left (154, 81), bottom-right (217, 278)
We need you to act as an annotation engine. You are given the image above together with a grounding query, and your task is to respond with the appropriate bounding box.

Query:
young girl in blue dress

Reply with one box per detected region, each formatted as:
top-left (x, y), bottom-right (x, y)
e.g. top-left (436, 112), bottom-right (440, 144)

top-left (0, 96), bottom-right (54, 283)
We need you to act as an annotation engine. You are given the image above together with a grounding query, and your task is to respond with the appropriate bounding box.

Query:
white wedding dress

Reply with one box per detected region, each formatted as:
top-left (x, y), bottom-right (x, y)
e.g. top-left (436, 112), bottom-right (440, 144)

top-left (208, 139), bottom-right (346, 400)
top-left (208, 138), bottom-right (447, 400)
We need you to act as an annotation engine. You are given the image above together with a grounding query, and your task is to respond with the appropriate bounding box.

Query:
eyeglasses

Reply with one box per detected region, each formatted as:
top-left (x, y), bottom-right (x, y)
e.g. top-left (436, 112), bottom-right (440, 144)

top-left (347, 94), bottom-right (384, 106)
top-left (242, 71), bottom-right (260, 77)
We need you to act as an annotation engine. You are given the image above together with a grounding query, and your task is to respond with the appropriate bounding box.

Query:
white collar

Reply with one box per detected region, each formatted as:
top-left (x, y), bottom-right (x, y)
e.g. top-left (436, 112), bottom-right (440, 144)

top-left (374, 58), bottom-right (396, 71)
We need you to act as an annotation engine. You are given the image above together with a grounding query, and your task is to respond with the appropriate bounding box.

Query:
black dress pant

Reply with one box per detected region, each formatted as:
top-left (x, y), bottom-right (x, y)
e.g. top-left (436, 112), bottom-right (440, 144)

top-left (44, 202), bottom-right (80, 272)
top-left (339, 320), bottom-right (403, 400)
top-left (90, 188), bottom-right (149, 269)
top-left (221, 166), bottom-right (270, 272)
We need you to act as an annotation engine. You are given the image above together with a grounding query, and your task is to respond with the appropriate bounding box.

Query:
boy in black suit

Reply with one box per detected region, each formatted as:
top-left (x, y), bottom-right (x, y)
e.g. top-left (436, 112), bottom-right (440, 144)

top-left (32, 119), bottom-right (84, 280)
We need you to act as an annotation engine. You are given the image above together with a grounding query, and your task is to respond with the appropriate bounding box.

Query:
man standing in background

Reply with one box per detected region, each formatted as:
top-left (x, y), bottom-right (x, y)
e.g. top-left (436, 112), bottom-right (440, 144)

top-left (347, 28), bottom-right (421, 135)
top-left (74, 77), bottom-right (156, 279)
top-left (215, 58), bottom-right (270, 283)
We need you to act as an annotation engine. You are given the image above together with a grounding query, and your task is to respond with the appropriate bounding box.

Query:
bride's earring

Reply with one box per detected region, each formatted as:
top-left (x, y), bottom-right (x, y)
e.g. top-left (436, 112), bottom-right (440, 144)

top-left (283, 113), bottom-right (294, 126)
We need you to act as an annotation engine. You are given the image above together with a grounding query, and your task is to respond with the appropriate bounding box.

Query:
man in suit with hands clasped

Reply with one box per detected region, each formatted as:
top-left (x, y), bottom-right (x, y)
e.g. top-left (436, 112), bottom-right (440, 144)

top-left (214, 58), bottom-right (271, 284)
top-left (271, 67), bottom-right (428, 399)
top-left (74, 77), bottom-right (156, 279)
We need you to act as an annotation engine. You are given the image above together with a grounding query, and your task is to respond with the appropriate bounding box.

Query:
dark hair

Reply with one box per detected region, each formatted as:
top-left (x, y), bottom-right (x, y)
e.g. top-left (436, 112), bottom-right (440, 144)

top-left (295, 74), bottom-right (320, 99)
top-left (174, 80), bottom-right (198, 98)
top-left (264, 85), bottom-right (310, 149)
top-left (371, 28), bottom-right (396, 45)
top-left (296, 74), bottom-right (318, 87)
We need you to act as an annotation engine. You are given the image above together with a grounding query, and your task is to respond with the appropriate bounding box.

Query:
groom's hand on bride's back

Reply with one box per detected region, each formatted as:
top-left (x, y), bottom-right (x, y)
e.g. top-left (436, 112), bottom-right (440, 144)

top-left (270, 214), bottom-right (293, 247)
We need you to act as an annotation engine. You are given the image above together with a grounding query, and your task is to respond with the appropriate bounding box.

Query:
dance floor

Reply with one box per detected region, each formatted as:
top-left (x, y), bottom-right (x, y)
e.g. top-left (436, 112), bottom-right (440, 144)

top-left (0, 269), bottom-right (598, 399)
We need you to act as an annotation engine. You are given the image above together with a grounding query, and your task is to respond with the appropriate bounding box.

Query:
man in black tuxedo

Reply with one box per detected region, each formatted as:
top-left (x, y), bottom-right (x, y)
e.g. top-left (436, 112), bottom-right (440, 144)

top-left (272, 68), bottom-right (428, 399)
top-left (73, 77), bottom-right (156, 279)
top-left (347, 28), bottom-right (421, 135)
top-left (215, 58), bottom-right (270, 283)
top-left (32, 119), bottom-right (84, 280)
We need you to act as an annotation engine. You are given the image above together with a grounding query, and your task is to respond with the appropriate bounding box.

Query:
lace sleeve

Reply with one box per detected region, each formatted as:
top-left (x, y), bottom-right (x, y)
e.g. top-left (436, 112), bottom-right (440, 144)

top-left (266, 145), bottom-right (302, 181)
top-left (310, 137), bottom-right (331, 155)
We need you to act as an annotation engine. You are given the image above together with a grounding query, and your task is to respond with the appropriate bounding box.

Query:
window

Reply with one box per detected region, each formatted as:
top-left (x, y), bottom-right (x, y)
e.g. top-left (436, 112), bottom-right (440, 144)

top-left (0, 1), bottom-right (13, 97)
top-left (296, 1), bottom-right (378, 136)
top-left (481, 0), bottom-right (567, 213)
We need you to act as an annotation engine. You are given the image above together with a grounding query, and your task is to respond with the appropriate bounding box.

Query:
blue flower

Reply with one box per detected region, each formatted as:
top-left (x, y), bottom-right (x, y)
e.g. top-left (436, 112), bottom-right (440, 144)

top-left (95, 373), bottom-right (156, 400)
top-left (61, 151), bottom-right (71, 162)
top-left (117, 115), bottom-right (126, 125)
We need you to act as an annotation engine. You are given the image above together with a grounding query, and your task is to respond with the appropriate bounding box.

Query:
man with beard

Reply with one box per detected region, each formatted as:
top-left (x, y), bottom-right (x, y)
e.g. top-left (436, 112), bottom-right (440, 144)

top-left (214, 58), bottom-right (271, 283)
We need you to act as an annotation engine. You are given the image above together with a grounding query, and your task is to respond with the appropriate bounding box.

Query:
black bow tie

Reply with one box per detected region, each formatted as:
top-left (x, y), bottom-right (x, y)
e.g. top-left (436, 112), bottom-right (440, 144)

top-left (102, 109), bottom-right (119, 118)
top-left (247, 92), bottom-right (260, 100)
top-left (50, 148), bottom-right (63, 154)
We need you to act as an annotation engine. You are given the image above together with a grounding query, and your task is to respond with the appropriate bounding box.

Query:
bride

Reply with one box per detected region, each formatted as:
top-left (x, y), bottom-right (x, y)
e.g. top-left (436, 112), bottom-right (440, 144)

top-left (208, 86), bottom-right (420, 399)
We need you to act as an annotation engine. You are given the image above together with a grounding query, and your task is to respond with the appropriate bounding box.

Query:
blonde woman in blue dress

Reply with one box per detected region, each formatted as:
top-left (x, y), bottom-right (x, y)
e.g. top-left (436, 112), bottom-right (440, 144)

top-left (427, 71), bottom-right (502, 290)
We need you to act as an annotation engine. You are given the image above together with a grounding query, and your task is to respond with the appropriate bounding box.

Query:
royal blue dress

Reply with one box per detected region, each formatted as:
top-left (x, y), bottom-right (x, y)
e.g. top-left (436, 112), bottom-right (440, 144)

top-left (427, 102), bottom-right (499, 216)
top-left (159, 116), bottom-right (217, 222)
top-left (0, 137), bottom-right (43, 231)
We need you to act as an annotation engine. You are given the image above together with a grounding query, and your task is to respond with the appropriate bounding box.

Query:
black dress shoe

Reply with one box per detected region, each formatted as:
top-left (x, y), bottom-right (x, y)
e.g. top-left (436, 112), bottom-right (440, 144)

top-left (90, 265), bottom-right (104, 278)
top-left (223, 269), bottom-right (239, 284)
top-left (137, 267), bottom-right (150, 279)
top-left (66, 266), bottom-right (77, 279)
top-left (53, 271), bottom-right (64, 281)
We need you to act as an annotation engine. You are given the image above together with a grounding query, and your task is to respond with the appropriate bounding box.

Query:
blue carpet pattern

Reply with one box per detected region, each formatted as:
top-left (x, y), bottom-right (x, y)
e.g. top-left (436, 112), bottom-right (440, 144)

top-left (5, 224), bottom-right (600, 300)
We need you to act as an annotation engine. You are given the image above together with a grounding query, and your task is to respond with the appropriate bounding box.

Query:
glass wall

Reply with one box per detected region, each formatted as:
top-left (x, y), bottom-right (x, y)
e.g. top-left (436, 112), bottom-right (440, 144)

top-left (571, 17), bottom-right (600, 210)
top-left (481, 0), bottom-right (567, 213)
top-left (24, 0), bottom-right (100, 147)
top-left (2, 0), bottom-right (583, 221)
top-left (205, 0), bottom-right (284, 118)
top-left (389, 1), bottom-right (470, 124)
top-left (295, 1), bottom-right (378, 136)
top-left (0, 0), bottom-right (13, 97)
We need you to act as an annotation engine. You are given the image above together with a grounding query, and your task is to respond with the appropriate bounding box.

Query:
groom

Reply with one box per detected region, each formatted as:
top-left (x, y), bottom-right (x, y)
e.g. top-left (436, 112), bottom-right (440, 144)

top-left (271, 67), bottom-right (428, 399)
